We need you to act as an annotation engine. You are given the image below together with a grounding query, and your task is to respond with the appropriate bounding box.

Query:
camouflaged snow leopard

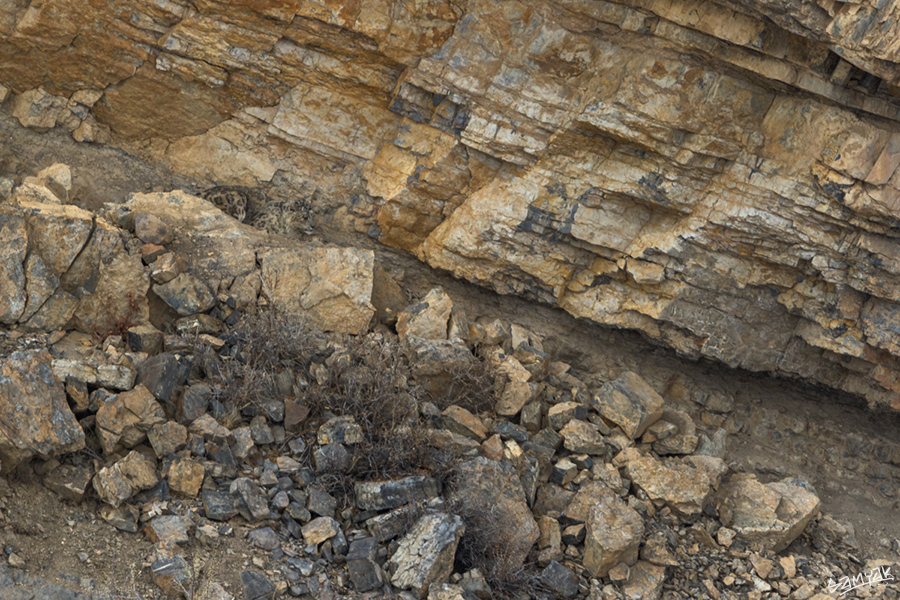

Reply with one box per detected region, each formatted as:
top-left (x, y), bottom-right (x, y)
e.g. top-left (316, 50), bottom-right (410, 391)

top-left (199, 186), bottom-right (313, 236)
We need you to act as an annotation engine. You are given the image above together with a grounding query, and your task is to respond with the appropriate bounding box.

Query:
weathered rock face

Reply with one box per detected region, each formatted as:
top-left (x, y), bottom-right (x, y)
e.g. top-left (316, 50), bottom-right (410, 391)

top-left (6, 1), bottom-right (900, 408)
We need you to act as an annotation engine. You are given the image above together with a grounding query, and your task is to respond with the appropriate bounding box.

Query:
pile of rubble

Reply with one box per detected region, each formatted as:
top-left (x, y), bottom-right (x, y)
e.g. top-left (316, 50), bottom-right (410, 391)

top-left (0, 165), bottom-right (897, 600)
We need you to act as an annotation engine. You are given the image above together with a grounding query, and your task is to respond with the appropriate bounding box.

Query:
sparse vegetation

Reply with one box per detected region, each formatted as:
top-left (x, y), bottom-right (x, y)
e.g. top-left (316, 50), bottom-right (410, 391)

top-left (187, 303), bottom-right (495, 492)
top-left (449, 496), bottom-right (551, 600)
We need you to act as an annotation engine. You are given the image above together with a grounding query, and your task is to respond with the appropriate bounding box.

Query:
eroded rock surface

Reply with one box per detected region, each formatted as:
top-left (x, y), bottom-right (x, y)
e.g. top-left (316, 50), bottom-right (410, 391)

top-left (5, 0), bottom-right (900, 408)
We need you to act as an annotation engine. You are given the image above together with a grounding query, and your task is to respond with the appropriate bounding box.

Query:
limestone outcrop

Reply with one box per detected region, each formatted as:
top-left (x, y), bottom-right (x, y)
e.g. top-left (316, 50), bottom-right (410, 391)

top-left (5, 1), bottom-right (900, 409)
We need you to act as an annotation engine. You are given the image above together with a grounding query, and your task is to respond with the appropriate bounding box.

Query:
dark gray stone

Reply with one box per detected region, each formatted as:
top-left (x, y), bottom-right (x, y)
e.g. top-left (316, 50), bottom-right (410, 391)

top-left (240, 571), bottom-right (276, 600)
top-left (248, 527), bottom-right (279, 551)
top-left (178, 383), bottom-right (211, 422)
top-left (312, 443), bottom-right (351, 473)
top-left (491, 421), bottom-right (530, 443)
top-left (307, 487), bottom-right (337, 518)
top-left (230, 478), bottom-right (270, 522)
top-left (203, 489), bottom-right (237, 521)
top-left (541, 561), bottom-right (578, 598)
top-left (137, 353), bottom-right (187, 403)
top-left (347, 537), bottom-right (382, 592)
top-left (354, 476), bottom-right (441, 511)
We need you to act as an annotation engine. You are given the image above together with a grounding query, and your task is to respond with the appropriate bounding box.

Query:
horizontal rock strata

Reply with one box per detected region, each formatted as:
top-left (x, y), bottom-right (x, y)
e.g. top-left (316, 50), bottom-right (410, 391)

top-left (5, 1), bottom-right (900, 408)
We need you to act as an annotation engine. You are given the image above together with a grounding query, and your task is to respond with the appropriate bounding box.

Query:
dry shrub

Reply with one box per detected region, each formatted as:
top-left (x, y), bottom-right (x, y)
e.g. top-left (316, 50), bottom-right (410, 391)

top-left (187, 305), bottom-right (322, 418)
top-left (188, 305), bottom-right (460, 485)
top-left (449, 496), bottom-right (551, 600)
top-left (300, 332), bottom-right (458, 482)
top-left (428, 348), bottom-right (498, 414)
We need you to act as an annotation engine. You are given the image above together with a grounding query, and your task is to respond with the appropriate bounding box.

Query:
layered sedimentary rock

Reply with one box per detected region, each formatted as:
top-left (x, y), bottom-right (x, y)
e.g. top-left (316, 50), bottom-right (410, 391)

top-left (5, 0), bottom-right (900, 408)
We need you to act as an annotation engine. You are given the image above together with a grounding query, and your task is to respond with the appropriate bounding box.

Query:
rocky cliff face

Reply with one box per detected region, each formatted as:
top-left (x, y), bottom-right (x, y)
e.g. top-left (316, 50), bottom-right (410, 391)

top-left (4, 0), bottom-right (900, 410)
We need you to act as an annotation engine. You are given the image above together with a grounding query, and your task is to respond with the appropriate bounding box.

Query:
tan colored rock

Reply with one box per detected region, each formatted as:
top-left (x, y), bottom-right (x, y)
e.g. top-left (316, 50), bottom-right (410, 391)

top-left (7, 0), bottom-right (900, 412)
top-left (396, 288), bottom-right (454, 341)
top-left (93, 450), bottom-right (159, 507)
top-left (622, 561), bottom-right (666, 600)
top-left (154, 271), bottom-right (216, 316)
top-left (0, 349), bottom-right (85, 470)
top-left (583, 488), bottom-right (644, 578)
top-left (449, 457), bottom-right (538, 573)
top-left (715, 475), bottom-right (821, 552)
top-left (259, 246), bottom-right (374, 334)
top-left (624, 454), bottom-right (728, 519)
top-left (95, 384), bottom-right (166, 454)
top-left (0, 208), bottom-right (27, 324)
top-left (10, 88), bottom-right (68, 129)
top-left (168, 457), bottom-right (206, 497)
top-left (390, 513), bottom-right (464, 598)
top-left (592, 372), bottom-right (665, 439)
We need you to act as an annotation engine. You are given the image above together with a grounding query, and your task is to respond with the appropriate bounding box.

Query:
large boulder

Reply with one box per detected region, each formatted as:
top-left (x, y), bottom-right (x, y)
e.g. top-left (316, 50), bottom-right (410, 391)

top-left (449, 457), bottom-right (539, 573)
top-left (623, 452), bottom-right (728, 519)
top-left (583, 488), bottom-right (645, 578)
top-left (592, 371), bottom-right (665, 439)
top-left (0, 349), bottom-right (85, 470)
top-left (390, 513), bottom-right (465, 598)
top-left (715, 475), bottom-right (821, 552)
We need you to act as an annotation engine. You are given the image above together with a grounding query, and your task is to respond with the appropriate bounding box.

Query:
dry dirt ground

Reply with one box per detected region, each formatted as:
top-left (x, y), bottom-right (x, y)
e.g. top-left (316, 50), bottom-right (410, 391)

top-left (2, 108), bottom-right (900, 597)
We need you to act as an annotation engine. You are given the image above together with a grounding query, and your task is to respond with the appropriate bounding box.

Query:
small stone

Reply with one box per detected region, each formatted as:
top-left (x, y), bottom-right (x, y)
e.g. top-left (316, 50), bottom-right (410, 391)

top-left (249, 415), bottom-right (274, 445)
top-left (134, 213), bottom-right (174, 245)
top-left (44, 463), bottom-right (93, 501)
top-left (93, 450), bottom-right (159, 507)
top-left (481, 434), bottom-right (504, 460)
top-left (99, 504), bottom-right (140, 532)
top-left (145, 514), bottom-right (192, 546)
top-left (347, 537), bottom-right (383, 593)
top-left (591, 372), bottom-right (665, 439)
top-left (284, 399), bottom-right (310, 431)
top-left (137, 353), bottom-right (186, 403)
top-left (190, 414), bottom-right (230, 442)
top-left (307, 486), bottom-right (337, 517)
top-left (716, 527), bottom-right (736, 547)
top-left (168, 457), bottom-right (206, 497)
top-left (229, 426), bottom-right (255, 459)
top-left (317, 415), bottom-right (364, 445)
top-left (148, 421), bottom-right (188, 458)
top-left (520, 401), bottom-right (543, 432)
top-left (178, 383), bottom-right (211, 423)
top-left (716, 475), bottom-right (820, 552)
top-left (541, 561), bottom-right (578, 598)
top-left (150, 252), bottom-right (183, 284)
top-left (240, 571), bottom-right (275, 600)
top-left (583, 488), bottom-right (644, 578)
top-left (203, 489), bottom-right (237, 521)
top-left (550, 457), bottom-right (578, 486)
top-left (561, 524), bottom-right (586, 545)
top-left (154, 272), bottom-right (216, 316)
top-left (95, 384), bottom-right (165, 454)
top-left (230, 478), bottom-right (270, 522)
top-left (301, 517), bottom-right (341, 547)
top-left (248, 527), bottom-right (280, 551)
top-left (559, 419), bottom-right (607, 455)
top-left (622, 561), bottom-right (666, 600)
top-left (126, 324), bottom-right (165, 355)
top-left (312, 443), bottom-right (351, 473)
top-left (548, 402), bottom-right (588, 431)
top-left (354, 476), bottom-right (441, 511)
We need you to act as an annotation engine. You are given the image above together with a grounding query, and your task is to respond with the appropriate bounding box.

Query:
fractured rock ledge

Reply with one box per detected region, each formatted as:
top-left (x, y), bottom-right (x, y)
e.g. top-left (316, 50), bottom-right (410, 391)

top-left (4, 1), bottom-right (900, 410)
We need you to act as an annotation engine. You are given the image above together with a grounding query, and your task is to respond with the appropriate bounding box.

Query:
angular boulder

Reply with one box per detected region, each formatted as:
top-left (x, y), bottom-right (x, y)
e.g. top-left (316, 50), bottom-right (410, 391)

top-left (624, 453), bottom-right (728, 519)
top-left (390, 512), bottom-right (464, 598)
top-left (0, 349), bottom-right (85, 470)
top-left (592, 371), bottom-right (665, 439)
top-left (715, 475), bottom-right (821, 552)
top-left (449, 457), bottom-right (539, 573)
top-left (583, 488), bottom-right (644, 578)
